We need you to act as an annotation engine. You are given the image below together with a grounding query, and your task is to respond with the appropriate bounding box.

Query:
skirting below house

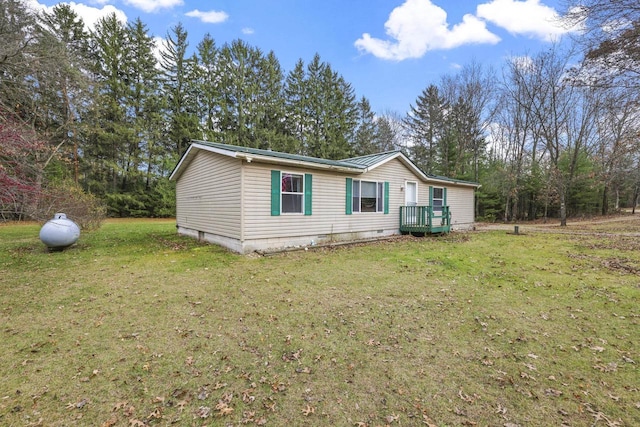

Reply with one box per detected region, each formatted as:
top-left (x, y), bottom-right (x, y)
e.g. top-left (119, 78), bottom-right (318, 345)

top-left (176, 225), bottom-right (399, 254)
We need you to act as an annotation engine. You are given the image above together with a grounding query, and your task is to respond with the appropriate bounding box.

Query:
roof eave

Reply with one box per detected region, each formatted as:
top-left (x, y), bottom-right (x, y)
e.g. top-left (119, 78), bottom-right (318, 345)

top-left (172, 142), bottom-right (481, 187)
top-left (426, 176), bottom-right (481, 188)
top-left (361, 151), bottom-right (402, 172)
top-left (170, 143), bottom-right (241, 181)
top-left (170, 143), bottom-right (366, 180)
top-left (234, 152), bottom-right (365, 173)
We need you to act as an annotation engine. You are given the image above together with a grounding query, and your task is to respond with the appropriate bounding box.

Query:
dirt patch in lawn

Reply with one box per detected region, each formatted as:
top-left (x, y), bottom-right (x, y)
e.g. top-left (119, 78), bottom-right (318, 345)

top-left (476, 213), bottom-right (640, 236)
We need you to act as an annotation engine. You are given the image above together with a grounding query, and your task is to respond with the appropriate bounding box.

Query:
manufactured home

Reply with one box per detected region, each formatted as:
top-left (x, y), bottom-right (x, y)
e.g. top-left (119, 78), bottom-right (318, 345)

top-left (170, 141), bottom-right (480, 254)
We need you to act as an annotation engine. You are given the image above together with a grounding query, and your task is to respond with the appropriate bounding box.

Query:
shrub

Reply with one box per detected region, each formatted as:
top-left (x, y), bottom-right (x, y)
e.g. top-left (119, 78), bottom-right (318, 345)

top-left (31, 180), bottom-right (106, 230)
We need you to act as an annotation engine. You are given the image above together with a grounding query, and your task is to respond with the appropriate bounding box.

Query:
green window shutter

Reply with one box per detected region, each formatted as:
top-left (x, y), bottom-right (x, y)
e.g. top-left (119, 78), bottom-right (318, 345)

top-left (345, 178), bottom-right (352, 215)
top-left (429, 186), bottom-right (433, 207)
top-left (304, 174), bottom-right (312, 215)
top-left (384, 181), bottom-right (390, 214)
top-left (271, 170), bottom-right (280, 216)
top-left (443, 187), bottom-right (447, 206)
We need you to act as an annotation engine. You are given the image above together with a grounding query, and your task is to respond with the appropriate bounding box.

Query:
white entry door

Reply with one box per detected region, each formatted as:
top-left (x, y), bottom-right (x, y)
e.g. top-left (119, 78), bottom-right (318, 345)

top-left (405, 181), bottom-right (417, 206)
top-left (405, 182), bottom-right (417, 223)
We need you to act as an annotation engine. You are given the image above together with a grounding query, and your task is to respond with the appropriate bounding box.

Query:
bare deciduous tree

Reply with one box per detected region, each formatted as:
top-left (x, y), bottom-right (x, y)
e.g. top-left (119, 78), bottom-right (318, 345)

top-left (563, 0), bottom-right (640, 90)
top-left (496, 46), bottom-right (601, 226)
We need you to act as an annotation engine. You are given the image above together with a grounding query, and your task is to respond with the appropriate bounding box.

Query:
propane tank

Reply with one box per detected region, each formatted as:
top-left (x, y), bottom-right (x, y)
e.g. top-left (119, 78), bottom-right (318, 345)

top-left (39, 213), bottom-right (80, 251)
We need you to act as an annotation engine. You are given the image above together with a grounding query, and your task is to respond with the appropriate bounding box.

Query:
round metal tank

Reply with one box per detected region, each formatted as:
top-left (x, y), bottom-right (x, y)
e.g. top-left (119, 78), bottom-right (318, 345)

top-left (39, 213), bottom-right (80, 250)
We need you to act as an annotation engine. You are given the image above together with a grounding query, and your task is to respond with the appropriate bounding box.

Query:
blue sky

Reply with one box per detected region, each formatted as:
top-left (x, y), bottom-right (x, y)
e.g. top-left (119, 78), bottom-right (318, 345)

top-left (28, 0), bottom-right (579, 114)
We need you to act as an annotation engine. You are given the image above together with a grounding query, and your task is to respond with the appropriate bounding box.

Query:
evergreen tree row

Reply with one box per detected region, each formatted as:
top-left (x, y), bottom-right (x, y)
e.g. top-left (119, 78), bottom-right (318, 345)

top-left (0, 2), bottom-right (397, 218)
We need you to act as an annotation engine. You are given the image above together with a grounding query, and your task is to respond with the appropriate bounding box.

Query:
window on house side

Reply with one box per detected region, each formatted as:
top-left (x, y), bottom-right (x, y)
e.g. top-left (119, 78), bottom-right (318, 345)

top-left (282, 173), bottom-right (303, 213)
top-left (352, 180), bottom-right (384, 213)
top-left (433, 187), bottom-right (444, 212)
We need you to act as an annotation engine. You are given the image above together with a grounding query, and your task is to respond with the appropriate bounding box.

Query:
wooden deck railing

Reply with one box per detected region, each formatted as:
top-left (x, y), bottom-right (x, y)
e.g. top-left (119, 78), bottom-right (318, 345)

top-left (399, 205), bottom-right (451, 234)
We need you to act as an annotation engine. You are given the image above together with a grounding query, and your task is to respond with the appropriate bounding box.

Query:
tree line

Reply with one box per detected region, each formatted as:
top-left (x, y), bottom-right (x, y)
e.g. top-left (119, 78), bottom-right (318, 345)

top-left (1, 0), bottom-right (639, 224)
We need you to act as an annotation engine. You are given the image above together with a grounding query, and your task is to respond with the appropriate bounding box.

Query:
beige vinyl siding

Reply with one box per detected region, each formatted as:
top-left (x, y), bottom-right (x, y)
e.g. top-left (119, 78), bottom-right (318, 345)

top-left (446, 185), bottom-right (476, 229)
top-left (175, 151), bottom-right (241, 239)
top-left (242, 159), bottom-right (421, 240)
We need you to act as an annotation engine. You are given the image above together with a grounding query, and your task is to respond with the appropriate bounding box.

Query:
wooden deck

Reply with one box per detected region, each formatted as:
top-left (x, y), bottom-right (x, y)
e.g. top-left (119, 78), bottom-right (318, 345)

top-left (399, 205), bottom-right (451, 234)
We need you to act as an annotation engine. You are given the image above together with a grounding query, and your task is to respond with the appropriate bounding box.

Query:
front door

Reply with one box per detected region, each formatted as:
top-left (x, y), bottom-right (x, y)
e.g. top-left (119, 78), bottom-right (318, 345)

top-left (405, 182), bottom-right (417, 224)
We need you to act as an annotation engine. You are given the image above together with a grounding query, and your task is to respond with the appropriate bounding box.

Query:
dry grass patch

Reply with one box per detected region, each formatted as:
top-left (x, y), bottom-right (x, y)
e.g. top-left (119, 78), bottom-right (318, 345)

top-left (1, 219), bottom-right (638, 426)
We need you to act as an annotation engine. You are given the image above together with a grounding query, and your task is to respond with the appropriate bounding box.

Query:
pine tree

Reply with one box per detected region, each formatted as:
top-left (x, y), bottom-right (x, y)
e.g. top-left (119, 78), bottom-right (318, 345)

top-left (283, 59), bottom-right (309, 153)
top-left (286, 54), bottom-right (357, 159)
top-left (86, 13), bottom-right (133, 195)
top-left (215, 41), bottom-right (288, 149)
top-left (321, 65), bottom-right (356, 159)
top-left (218, 39), bottom-right (261, 146)
top-left (36, 4), bottom-right (91, 182)
top-left (195, 33), bottom-right (219, 141)
top-left (353, 97), bottom-right (378, 156)
top-left (375, 115), bottom-right (401, 152)
top-left (443, 96), bottom-right (477, 179)
top-left (125, 18), bottom-right (164, 191)
top-left (0, 0), bottom-right (38, 119)
top-left (256, 51), bottom-right (290, 152)
top-left (403, 85), bottom-right (446, 173)
top-left (160, 23), bottom-right (199, 156)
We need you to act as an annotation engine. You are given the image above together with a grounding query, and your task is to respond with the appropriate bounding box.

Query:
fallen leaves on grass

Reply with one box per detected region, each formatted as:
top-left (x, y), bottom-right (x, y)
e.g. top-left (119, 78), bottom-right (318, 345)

top-left (593, 362), bottom-right (618, 372)
top-left (385, 413), bottom-right (400, 423)
top-left (195, 406), bottom-right (211, 418)
top-left (302, 404), bottom-right (315, 416)
top-left (281, 349), bottom-right (302, 362)
top-left (100, 416), bottom-right (117, 427)
top-left (422, 413), bottom-right (439, 426)
top-left (197, 386), bottom-right (209, 400)
top-left (146, 406), bottom-right (162, 420)
top-left (458, 389), bottom-right (479, 403)
top-left (112, 401), bottom-right (128, 412)
top-left (215, 401), bottom-right (234, 416)
top-left (520, 371), bottom-right (536, 381)
top-left (241, 387), bottom-right (256, 403)
top-left (66, 398), bottom-right (88, 410)
top-left (176, 400), bottom-right (188, 412)
top-left (622, 355), bottom-right (635, 364)
top-left (583, 403), bottom-right (623, 427)
top-left (545, 388), bottom-right (563, 397)
top-left (213, 381), bottom-right (227, 390)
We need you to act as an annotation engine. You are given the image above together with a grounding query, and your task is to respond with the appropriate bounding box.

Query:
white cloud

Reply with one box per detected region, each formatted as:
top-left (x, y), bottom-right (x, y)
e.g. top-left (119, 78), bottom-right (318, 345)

top-left (355, 0), bottom-right (584, 61)
top-left (242, 27), bottom-right (255, 35)
top-left (355, 0), bottom-right (500, 61)
top-left (508, 55), bottom-right (535, 72)
top-left (152, 36), bottom-right (168, 66)
top-left (185, 9), bottom-right (229, 24)
top-left (26, 1), bottom-right (127, 30)
top-left (476, 0), bottom-right (577, 42)
top-left (69, 2), bottom-right (127, 29)
top-left (24, 0), bottom-right (47, 13)
top-left (123, 0), bottom-right (183, 14)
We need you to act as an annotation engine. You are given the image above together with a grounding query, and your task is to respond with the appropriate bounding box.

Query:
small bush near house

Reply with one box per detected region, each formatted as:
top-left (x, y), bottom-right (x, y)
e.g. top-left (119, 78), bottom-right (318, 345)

top-left (30, 180), bottom-right (106, 230)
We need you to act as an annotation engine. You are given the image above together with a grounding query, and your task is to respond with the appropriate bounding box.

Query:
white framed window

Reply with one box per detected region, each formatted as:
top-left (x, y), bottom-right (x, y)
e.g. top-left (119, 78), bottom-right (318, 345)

top-left (281, 172), bottom-right (304, 214)
top-left (352, 180), bottom-right (384, 213)
top-left (432, 187), bottom-right (444, 212)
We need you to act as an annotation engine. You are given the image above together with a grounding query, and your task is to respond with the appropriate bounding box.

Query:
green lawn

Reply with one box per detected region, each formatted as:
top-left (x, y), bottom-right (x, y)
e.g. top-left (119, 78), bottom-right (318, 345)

top-left (1, 219), bottom-right (638, 426)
